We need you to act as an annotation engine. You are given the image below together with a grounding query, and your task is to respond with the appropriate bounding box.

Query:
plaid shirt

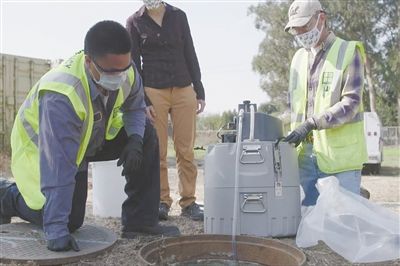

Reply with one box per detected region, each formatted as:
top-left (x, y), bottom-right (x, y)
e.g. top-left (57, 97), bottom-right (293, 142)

top-left (306, 32), bottom-right (364, 130)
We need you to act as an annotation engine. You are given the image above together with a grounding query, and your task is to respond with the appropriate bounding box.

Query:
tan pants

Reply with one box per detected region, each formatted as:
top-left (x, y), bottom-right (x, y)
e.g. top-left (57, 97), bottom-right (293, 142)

top-left (145, 86), bottom-right (198, 209)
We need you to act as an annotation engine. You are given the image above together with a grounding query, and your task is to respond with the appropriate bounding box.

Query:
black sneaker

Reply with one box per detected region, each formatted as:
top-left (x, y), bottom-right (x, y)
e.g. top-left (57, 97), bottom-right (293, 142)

top-left (0, 178), bottom-right (13, 225)
top-left (181, 202), bottom-right (204, 221)
top-left (121, 224), bottom-right (180, 239)
top-left (159, 203), bottom-right (170, 221)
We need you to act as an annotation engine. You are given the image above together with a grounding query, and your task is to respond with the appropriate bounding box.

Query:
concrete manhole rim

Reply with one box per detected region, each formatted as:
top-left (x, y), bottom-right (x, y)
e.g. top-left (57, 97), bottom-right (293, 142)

top-left (139, 234), bottom-right (306, 266)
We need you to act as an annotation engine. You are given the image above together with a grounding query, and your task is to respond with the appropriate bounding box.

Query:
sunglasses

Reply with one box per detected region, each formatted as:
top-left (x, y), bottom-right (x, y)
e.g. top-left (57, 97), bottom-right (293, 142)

top-left (92, 59), bottom-right (132, 74)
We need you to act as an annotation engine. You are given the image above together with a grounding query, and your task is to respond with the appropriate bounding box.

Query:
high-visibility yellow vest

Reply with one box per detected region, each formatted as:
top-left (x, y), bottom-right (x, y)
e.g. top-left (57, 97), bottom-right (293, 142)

top-left (10, 51), bottom-right (136, 210)
top-left (289, 37), bottom-right (367, 173)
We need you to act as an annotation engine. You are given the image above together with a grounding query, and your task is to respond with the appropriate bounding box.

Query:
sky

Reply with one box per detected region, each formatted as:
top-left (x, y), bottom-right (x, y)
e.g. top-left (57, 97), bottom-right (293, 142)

top-left (0, 0), bottom-right (270, 115)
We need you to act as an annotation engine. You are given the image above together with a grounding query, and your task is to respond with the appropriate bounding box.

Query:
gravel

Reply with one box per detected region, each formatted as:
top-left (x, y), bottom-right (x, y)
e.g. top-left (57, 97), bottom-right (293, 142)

top-left (2, 161), bottom-right (399, 265)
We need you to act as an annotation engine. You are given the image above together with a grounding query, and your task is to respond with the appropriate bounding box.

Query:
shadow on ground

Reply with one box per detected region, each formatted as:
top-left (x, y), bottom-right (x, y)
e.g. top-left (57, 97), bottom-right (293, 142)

top-left (363, 166), bottom-right (400, 177)
top-left (380, 166), bottom-right (400, 176)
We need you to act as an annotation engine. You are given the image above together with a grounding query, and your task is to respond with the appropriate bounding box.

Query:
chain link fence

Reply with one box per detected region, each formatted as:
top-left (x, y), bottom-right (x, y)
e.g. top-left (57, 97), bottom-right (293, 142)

top-left (382, 127), bottom-right (400, 146)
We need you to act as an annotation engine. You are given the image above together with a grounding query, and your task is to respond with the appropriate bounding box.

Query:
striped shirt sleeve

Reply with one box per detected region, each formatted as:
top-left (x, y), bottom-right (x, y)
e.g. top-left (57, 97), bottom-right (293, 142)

top-left (313, 49), bottom-right (364, 129)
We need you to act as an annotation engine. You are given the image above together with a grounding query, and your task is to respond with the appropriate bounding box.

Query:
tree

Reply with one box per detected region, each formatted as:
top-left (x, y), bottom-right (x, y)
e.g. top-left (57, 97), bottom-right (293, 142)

top-left (249, 0), bottom-right (399, 126)
top-left (221, 110), bottom-right (236, 126)
top-left (248, 1), bottom-right (293, 112)
top-left (320, 0), bottom-right (399, 119)
top-left (197, 110), bottom-right (237, 131)
top-left (196, 114), bottom-right (222, 130)
top-left (258, 102), bottom-right (278, 114)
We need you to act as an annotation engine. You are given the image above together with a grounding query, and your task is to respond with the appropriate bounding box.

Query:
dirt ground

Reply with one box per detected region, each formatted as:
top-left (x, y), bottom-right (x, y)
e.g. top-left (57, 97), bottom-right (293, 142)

top-left (2, 158), bottom-right (400, 265)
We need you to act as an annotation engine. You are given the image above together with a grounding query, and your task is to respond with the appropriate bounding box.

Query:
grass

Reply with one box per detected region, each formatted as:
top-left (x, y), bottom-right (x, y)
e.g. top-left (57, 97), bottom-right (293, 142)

top-left (382, 145), bottom-right (400, 168)
top-left (167, 139), bottom-right (208, 161)
top-left (167, 130), bottom-right (219, 161)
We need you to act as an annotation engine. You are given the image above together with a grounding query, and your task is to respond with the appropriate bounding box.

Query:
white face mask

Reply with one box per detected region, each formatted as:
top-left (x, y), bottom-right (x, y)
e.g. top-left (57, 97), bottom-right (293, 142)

top-left (295, 14), bottom-right (324, 49)
top-left (143, 0), bottom-right (162, 10)
top-left (91, 64), bottom-right (128, 91)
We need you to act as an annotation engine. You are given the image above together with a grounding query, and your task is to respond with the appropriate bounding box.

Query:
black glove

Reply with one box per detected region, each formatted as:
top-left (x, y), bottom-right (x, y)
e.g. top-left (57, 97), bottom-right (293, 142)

top-left (47, 234), bottom-right (80, 252)
top-left (117, 134), bottom-right (143, 176)
top-left (284, 118), bottom-right (316, 147)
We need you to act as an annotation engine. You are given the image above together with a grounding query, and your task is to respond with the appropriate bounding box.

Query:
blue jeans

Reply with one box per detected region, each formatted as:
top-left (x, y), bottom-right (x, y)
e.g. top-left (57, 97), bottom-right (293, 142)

top-left (299, 143), bottom-right (361, 206)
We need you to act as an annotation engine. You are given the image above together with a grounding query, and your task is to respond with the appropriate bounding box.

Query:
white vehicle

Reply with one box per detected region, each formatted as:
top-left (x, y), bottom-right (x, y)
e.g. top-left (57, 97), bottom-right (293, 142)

top-left (363, 112), bottom-right (383, 174)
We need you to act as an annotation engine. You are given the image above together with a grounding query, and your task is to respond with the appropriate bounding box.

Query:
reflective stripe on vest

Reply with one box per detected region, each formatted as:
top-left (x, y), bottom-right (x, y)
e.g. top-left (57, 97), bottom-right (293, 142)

top-left (105, 73), bottom-right (133, 139)
top-left (20, 83), bottom-right (40, 146)
top-left (289, 48), bottom-right (307, 126)
top-left (289, 38), bottom-right (367, 173)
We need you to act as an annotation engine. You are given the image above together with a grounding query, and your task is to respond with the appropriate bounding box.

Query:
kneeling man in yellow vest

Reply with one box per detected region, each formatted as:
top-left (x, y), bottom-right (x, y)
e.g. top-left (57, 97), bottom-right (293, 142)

top-left (0, 21), bottom-right (180, 252)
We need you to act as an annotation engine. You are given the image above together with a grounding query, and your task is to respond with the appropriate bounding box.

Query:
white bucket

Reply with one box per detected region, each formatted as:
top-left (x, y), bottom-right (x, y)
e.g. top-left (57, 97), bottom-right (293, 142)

top-left (91, 160), bottom-right (127, 218)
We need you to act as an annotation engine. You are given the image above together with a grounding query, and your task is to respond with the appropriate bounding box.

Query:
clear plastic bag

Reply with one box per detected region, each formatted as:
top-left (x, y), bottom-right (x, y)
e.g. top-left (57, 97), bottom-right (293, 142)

top-left (296, 176), bottom-right (400, 263)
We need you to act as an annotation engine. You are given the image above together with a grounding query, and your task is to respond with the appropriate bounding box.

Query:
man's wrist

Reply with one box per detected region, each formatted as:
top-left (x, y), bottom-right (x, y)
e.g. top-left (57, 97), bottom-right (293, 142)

top-left (129, 134), bottom-right (143, 145)
top-left (306, 117), bottom-right (317, 130)
top-left (45, 225), bottom-right (70, 241)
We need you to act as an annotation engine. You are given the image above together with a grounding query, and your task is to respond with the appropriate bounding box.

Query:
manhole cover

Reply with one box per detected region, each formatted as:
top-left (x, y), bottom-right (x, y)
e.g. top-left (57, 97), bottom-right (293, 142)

top-left (0, 222), bottom-right (117, 265)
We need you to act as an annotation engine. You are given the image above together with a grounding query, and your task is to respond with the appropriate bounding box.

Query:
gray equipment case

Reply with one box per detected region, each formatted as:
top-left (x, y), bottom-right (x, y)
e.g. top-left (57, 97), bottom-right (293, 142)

top-left (204, 106), bottom-right (301, 237)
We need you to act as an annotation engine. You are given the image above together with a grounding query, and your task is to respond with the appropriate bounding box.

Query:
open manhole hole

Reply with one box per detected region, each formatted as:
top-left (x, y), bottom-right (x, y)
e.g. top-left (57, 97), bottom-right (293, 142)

top-left (0, 222), bottom-right (117, 265)
top-left (139, 234), bottom-right (306, 265)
